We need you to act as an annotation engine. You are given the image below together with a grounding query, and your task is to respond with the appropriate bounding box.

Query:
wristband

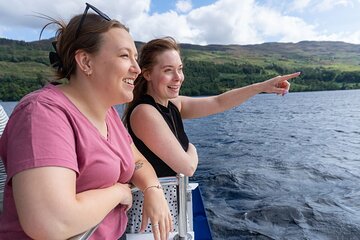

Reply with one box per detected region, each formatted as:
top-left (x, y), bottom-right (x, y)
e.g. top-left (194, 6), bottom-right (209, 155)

top-left (142, 184), bottom-right (162, 194)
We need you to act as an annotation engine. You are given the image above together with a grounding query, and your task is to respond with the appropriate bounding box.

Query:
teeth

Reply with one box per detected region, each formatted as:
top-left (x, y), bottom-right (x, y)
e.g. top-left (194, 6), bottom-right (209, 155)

top-left (124, 79), bottom-right (134, 85)
top-left (169, 86), bottom-right (179, 89)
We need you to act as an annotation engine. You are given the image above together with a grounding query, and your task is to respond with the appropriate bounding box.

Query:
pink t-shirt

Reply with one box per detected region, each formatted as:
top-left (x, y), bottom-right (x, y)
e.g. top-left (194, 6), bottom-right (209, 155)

top-left (0, 84), bottom-right (135, 239)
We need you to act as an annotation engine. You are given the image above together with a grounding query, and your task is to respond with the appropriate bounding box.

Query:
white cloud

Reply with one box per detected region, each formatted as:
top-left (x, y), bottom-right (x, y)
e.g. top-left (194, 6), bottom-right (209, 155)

top-left (313, 0), bottom-right (353, 11)
top-left (180, 0), bottom-right (323, 44)
top-left (127, 11), bottom-right (200, 44)
top-left (0, 0), bottom-right (82, 27)
top-left (185, 0), bottom-right (262, 44)
top-left (254, 8), bottom-right (319, 43)
top-left (343, 30), bottom-right (360, 44)
top-left (0, 0), bottom-right (359, 44)
top-left (176, 0), bottom-right (193, 13)
top-left (290, 0), bottom-right (312, 11)
top-left (0, 0), bottom-right (150, 30)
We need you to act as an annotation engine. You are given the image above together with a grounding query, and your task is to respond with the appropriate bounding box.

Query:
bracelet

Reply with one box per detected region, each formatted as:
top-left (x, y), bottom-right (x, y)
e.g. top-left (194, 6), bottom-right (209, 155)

top-left (142, 184), bottom-right (162, 194)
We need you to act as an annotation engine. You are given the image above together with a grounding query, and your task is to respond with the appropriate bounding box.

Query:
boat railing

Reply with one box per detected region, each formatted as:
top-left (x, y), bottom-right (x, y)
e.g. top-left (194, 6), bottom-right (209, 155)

top-left (69, 173), bottom-right (194, 240)
top-left (177, 173), bottom-right (190, 239)
top-left (67, 226), bottom-right (98, 240)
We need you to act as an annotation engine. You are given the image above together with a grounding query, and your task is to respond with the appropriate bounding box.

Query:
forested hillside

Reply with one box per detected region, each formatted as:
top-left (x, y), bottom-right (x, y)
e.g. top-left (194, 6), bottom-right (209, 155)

top-left (1, 38), bottom-right (360, 101)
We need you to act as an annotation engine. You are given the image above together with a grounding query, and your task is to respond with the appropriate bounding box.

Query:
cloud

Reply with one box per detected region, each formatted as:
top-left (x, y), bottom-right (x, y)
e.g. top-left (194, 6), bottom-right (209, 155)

top-left (127, 10), bottom-right (200, 44)
top-left (290, 0), bottom-right (312, 11)
top-left (0, 1), bottom-right (81, 27)
top-left (179, 0), bottom-right (323, 44)
top-left (0, 0), bottom-right (359, 44)
top-left (176, 0), bottom-right (360, 44)
top-left (176, 0), bottom-right (193, 13)
top-left (313, 0), bottom-right (353, 11)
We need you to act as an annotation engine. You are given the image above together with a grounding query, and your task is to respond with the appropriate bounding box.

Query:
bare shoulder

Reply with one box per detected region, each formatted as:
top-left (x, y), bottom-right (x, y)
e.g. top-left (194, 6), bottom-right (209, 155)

top-left (130, 103), bottom-right (170, 138)
top-left (130, 103), bottom-right (162, 123)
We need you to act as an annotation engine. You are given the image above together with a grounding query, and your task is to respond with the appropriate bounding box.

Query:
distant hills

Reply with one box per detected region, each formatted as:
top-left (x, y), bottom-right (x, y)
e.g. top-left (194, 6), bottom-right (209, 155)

top-left (1, 38), bottom-right (360, 101)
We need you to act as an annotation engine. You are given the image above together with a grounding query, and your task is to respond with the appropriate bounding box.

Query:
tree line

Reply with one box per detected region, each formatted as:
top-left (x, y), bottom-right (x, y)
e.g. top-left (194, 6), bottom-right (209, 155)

top-left (180, 60), bottom-right (360, 96)
top-left (1, 60), bottom-right (360, 101)
top-left (1, 39), bottom-right (360, 101)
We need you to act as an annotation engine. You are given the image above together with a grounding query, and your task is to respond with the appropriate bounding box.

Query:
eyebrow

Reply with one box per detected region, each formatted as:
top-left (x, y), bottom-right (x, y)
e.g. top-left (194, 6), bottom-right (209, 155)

top-left (161, 64), bottom-right (183, 69)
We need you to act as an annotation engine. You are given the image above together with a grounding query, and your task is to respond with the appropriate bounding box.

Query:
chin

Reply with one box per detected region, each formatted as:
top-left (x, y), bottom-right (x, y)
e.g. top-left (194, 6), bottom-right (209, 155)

top-left (125, 94), bottom-right (134, 103)
top-left (117, 93), bottom-right (133, 105)
top-left (171, 93), bottom-right (180, 99)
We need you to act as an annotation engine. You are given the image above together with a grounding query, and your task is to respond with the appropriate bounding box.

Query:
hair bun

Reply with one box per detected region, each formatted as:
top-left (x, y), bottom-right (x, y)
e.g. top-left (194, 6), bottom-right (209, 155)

top-left (49, 41), bottom-right (63, 71)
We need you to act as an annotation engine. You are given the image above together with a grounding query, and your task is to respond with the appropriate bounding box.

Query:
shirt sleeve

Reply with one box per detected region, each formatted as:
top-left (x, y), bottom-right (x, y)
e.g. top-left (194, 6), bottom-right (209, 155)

top-left (5, 101), bottom-right (79, 179)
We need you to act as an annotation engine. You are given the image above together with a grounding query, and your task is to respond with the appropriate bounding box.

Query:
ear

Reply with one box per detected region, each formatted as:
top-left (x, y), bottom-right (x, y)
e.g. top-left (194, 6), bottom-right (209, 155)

top-left (142, 69), bottom-right (151, 81)
top-left (74, 50), bottom-right (92, 75)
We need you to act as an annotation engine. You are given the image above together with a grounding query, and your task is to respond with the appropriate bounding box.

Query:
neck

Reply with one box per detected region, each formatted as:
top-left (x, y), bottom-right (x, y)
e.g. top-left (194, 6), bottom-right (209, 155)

top-left (58, 78), bottom-right (109, 138)
top-left (146, 91), bottom-right (169, 107)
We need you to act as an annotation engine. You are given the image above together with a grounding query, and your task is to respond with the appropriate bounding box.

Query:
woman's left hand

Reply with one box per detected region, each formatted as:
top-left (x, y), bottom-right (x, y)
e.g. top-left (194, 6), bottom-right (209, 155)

top-left (140, 187), bottom-right (172, 240)
top-left (260, 72), bottom-right (301, 95)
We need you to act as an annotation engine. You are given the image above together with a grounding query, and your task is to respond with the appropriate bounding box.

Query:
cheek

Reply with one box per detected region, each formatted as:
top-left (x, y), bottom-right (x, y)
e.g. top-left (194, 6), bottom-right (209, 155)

top-left (158, 74), bottom-right (171, 84)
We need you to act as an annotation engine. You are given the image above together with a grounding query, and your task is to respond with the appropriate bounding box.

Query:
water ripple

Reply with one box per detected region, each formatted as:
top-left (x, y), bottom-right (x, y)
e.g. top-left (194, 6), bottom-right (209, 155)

top-left (187, 90), bottom-right (360, 239)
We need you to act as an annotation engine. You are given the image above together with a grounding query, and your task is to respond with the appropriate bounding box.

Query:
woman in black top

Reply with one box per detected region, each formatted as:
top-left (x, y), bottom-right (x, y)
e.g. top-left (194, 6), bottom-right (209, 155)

top-left (126, 94), bottom-right (189, 177)
top-left (123, 37), bottom-right (300, 178)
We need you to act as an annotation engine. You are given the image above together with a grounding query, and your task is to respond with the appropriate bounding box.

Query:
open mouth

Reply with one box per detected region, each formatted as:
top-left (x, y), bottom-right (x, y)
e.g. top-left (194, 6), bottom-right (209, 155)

top-left (123, 78), bottom-right (135, 86)
top-left (168, 85), bottom-right (180, 90)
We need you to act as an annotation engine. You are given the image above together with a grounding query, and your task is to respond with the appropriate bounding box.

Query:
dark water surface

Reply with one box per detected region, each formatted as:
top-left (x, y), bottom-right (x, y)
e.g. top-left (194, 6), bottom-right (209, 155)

top-left (2, 90), bottom-right (360, 239)
top-left (184, 90), bottom-right (360, 240)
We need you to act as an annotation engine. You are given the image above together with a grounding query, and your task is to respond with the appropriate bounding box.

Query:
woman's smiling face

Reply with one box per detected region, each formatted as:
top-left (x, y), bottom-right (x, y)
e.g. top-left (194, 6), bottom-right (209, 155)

top-left (90, 27), bottom-right (141, 105)
top-left (145, 49), bottom-right (184, 105)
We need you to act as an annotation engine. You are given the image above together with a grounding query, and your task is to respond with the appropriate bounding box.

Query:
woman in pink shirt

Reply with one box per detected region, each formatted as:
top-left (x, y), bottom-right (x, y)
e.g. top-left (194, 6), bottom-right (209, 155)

top-left (0, 3), bottom-right (171, 240)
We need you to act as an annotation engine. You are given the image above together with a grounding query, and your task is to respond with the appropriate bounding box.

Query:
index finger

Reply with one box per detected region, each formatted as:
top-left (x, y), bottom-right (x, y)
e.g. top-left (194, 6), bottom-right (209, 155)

top-left (279, 72), bottom-right (301, 82)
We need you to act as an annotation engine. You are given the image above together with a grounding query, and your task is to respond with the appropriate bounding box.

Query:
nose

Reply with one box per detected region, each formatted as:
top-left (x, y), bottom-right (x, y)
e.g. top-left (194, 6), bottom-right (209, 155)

top-left (131, 60), bottom-right (141, 76)
top-left (174, 70), bottom-right (183, 81)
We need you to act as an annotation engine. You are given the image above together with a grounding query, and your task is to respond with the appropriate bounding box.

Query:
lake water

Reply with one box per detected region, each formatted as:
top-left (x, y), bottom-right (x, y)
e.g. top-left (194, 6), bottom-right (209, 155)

top-left (2, 89), bottom-right (360, 239)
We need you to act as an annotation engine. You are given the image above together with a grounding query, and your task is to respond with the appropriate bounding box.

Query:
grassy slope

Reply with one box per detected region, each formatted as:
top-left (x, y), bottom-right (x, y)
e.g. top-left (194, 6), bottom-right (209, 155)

top-left (1, 38), bottom-right (360, 100)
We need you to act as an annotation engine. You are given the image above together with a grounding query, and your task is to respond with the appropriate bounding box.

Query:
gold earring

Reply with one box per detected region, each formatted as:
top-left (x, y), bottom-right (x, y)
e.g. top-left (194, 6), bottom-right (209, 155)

top-left (84, 69), bottom-right (91, 76)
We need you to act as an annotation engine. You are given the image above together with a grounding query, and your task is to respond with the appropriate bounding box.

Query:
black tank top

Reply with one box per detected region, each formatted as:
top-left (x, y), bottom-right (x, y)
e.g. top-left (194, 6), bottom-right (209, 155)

top-left (127, 94), bottom-right (189, 177)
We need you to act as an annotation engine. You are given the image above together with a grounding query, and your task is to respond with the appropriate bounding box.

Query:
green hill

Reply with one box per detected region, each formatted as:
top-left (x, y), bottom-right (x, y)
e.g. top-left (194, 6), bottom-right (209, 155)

top-left (1, 38), bottom-right (360, 101)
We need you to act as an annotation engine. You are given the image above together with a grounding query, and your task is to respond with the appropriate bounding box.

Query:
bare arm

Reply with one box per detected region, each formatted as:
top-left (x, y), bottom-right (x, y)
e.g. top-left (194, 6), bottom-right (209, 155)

top-left (12, 167), bottom-right (132, 240)
top-left (130, 104), bottom-right (198, 176)
top-left (175, 72), bottom-right (301, 119)
top-left (130, 143), bottom-right (172, 240)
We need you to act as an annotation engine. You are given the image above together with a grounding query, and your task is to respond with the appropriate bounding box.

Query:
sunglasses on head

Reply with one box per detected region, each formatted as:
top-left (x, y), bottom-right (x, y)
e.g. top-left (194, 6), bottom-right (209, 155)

top-left (75, 2), bottom-right (111, 39)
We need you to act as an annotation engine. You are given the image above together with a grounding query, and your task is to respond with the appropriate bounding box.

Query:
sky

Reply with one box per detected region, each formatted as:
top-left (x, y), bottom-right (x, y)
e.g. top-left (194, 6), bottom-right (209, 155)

top-left (0, 0), bottom-right (360, 45)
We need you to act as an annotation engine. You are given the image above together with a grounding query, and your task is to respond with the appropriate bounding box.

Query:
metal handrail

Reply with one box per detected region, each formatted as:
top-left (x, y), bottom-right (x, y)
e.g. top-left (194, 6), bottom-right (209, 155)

top-left (69, 174), bottom-right (191, 240)
top-left (67, 225), bottom-right (98, 240)
top-left (177, 173), bottom-right (188, 239)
